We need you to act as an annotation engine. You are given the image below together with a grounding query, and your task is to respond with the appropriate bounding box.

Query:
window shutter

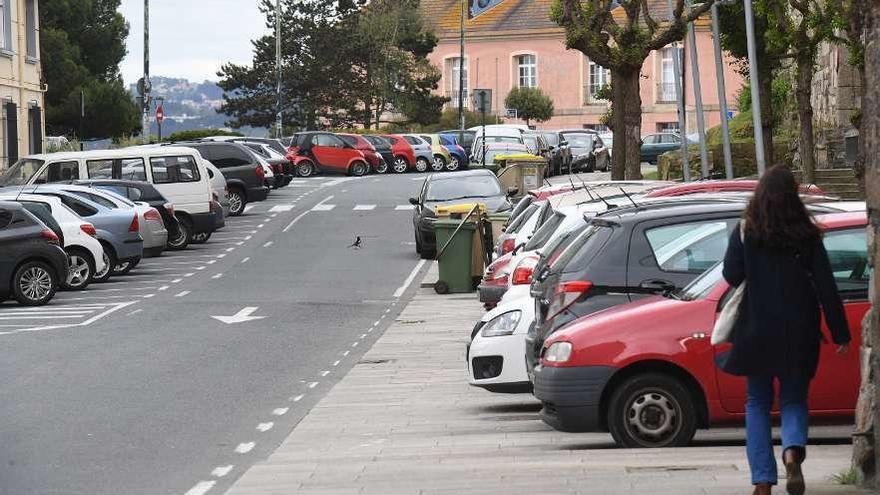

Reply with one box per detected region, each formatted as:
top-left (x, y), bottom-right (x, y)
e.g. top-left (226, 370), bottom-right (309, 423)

top-left (29, 106), bottom-right (42, 154)
top-left (6, 101), bottom-right (17, 164)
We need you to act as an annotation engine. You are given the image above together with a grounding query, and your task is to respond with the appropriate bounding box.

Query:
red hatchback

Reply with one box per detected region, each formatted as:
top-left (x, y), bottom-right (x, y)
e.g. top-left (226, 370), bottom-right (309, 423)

top-left (534, 211), bottom-right (868, 448)
top-left (646, 180), bottom-right (825, 198)
top-left (338, 133), bottom-right (386, 174)
top-left (286, 131), bottom-right (370, 177)
top-left (381, 134), bottom-right (416, 174)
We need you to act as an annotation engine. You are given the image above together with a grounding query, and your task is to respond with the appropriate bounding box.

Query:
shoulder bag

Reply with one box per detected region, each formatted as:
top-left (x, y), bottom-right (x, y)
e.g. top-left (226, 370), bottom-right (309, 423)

top-left (711, 223), bottom-right (746, 346)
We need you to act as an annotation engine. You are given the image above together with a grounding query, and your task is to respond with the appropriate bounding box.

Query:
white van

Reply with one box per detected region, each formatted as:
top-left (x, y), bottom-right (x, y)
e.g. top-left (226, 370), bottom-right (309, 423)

top-left (0, 147), bottom-right (217, 242)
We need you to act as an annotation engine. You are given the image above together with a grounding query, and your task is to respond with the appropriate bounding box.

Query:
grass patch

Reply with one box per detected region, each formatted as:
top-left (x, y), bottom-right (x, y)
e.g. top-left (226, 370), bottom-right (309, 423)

top-left (643, 170), bottom-right (659, 180)
top-left (831, 467), bottom-right (861, 485)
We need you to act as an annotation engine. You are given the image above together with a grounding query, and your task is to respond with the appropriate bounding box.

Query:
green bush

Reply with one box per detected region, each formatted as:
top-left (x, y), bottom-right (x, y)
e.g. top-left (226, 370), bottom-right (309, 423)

top-left (162, 129), bottom-right (243, 142)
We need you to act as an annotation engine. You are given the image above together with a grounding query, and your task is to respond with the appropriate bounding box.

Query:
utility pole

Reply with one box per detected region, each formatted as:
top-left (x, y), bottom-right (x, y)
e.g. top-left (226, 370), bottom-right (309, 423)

top-left (686, 0), bottom-right (710, 178)
top-left (458, 0), bottom-right (466, 138)
top-left (744, 0), bottom-right (766, 175)
top-left (667, 0), bottom-right (689, 181)
top-left (141, 0), bottom-right (150, 144)
top-left (711, 2), bottom-right (734, 179)
top-left (275, 0), bottom-right (283, 139)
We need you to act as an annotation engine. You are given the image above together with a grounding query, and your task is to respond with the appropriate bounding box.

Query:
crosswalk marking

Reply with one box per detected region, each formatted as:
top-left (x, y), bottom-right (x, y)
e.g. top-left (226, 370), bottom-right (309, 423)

top-left (353, 204), bottom-right (376, 211)
top-left (268, 204), bottom-right (295, 212)
top-left (311, 204), bottom-right (336, 212)
top-left (395, 205), bottom-right (415, 211)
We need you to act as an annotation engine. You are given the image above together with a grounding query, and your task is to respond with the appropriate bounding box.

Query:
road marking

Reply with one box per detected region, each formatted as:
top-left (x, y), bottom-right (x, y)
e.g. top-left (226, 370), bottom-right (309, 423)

top-left (158, 285), bottom-right (170, 291)
top-left (225, 247), bottom-right (235, 252)
top-left (211, 307), bottom-right (266, 324)
top-left (263, 241), bottom-right (273, 248)
top-left (257, 224), bottom-right (264, 228)
top-left (256, 422), bottom-right (274, 432)
top-left (393, 259), bottom-right (427, 298)
top-left (342, 350), bottom-right (350, 356)
top-left (216, 254), bottom-right (226, 258)
top-left (245, 235), bottom-right (253, 240)
top-left (268, 204), bottom-right (294, 212)
top-left (175, 291), bottom-right (191, 298)
top-left (143, 294), bottom-right (155, 299)
top-left (321, 370), bottom-right (330, 376)
top-left (212, 273), bottom-right (223, 279)
top-left (333, 360), bottom-right (340, 366)
top-left (293, 394), bottom-right (304, 402)
top-left (353, 204), bottom-right (376, 211)
top-left (308, 382), bottom-right (319, 389)
top-left (211, 465), bottom-right (234, 478)
top-left (282, 211), bottom-right (310, 232)
top-left (395, 205), bottom-right (415, 210)
top-left (234, 442), bottom-right (255, 454)
top-left (373, 320), bottom-right (380, 327)
top-left (311, 204), bottom-right (335, 211)
top-left (360, 334), bottom-right (367, 339)
top-left (236, 241), bottom-right (244, 246)
top-left (272, 407), bottom-right (289, 416)
top-left (351, 341), bottom-right (359, 347)
top-left (207, 260), bottom-right (217, 264)
top-left (184, 481), bottom-right (216, 495)
top-left (127, 309), bottom-right (143, 316)
top-left (184, 273), bottom-right (195, 277)
top-left (243, 204), bottom-right (254, 213)
top-left (241, 257), bottom-right (250, 263)
top-left (385, 308), bottom-right (391, 314)
top-left (172, 278), bottom-right (183, 283)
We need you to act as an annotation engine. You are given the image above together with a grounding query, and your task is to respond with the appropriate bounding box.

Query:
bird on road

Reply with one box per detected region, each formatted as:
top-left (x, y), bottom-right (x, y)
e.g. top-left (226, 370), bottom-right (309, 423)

top-left (348, 236), bottom-right (363, 249)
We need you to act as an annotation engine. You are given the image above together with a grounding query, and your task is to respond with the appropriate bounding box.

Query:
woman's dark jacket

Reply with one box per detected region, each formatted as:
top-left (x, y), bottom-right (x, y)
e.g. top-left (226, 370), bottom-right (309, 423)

top-left (718, 223), bottom-right (851, 378)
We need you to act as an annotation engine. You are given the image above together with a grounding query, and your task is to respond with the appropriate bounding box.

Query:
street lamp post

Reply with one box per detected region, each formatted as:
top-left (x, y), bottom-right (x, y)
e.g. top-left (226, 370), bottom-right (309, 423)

top-left (142, 0), bottom-right (150, 144)
top-left (743, 0), bottom-right (767, 175)
top-left (458, 0), bottom-right (466, 137)
top-left (686, 0), bottom-right (710, 179)
top-left (275, 0), bottom-right (283, 139)
top-left (666, 0), bottom-right (689, 181)
top-left (711, 1), bottom-right (734, 179)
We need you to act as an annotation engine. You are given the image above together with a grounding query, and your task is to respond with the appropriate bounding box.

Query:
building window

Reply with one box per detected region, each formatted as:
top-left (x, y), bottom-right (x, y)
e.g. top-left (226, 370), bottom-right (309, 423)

top-left (658, 46), bottom-right (682, 103)
top-left (0, 0), bottom-right (11, 52)
top-left (25, 0), bottom-right (36, 60)
top-left (658, 122), bottom-right (680, 133)
top-left (446, 57), bottom-right (468, 108)
top-left (516, 54), bottom-right (537, 88)
top-left (583, 124), bottom-right (609, 132)
top-left (585, 60), bottom-right (609, 104)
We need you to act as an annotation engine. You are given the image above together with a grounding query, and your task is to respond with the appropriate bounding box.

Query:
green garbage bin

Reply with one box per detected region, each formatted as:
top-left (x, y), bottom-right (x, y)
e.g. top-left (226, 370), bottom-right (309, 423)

top-left (433, 218), bottom-right (477, 294)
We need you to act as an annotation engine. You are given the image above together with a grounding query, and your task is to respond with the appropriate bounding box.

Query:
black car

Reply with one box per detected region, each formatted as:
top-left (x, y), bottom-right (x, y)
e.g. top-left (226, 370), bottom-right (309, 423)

top-left (526, 199), bottom-right (753, 379)
top-left (74, 179), bottom-right (186, 250)
top-left (439, 130), bottom-right (476, 157)
top-left (559, 132), bottom-right (609, 172)
top-left (363, 135), bottom-right (395, 173)
top-left (410, 169), bottom-right (513, 259)
top-left (0, 201), bottom-right (68, 306)
top-left (539, 131), bottom-right (572, 176)
top-left (171, 142), bottom-right (270, 216)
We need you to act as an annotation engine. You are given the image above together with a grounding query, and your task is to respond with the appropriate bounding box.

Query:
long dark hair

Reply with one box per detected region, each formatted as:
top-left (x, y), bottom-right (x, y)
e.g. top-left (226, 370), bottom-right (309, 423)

top-left (743, 166), bottom-right (820, 250)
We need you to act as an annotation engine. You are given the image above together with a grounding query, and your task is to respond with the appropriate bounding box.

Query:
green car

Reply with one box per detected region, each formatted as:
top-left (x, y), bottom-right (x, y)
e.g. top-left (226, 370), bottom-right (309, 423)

top-left (640, 133), bottom-right (684, 164)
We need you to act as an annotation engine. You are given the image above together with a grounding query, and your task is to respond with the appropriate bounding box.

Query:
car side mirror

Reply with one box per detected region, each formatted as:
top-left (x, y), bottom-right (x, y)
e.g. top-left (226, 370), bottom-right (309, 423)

top-left (559, 141), bottom-right (568, 147)
top-left (408, 197), bottom-right (420, 206)
top-left (507, 186), bottom-right (520, 197)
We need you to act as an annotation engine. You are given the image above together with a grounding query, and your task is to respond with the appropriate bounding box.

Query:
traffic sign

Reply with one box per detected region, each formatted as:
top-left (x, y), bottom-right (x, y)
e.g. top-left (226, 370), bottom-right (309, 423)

top-left (505, 108), bottom-right (518, 119)
top-left (473, 89), bottom-right (492, 114)
top-left (156, 104), bottom-right (165, 123)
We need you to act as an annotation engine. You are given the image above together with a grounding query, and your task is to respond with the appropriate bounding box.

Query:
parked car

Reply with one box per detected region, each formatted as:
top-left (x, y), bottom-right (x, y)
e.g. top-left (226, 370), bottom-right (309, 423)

top-left (417, 134), bottom-right (457, 172)
top-left (560, 132), bottom-right (609, 172)
top-left (1, 193), bottom-right (106, 291)
top-left (362, 135), bottom-right (395, 174)
top-left (437, 134), bottom-right (468, 171)
top-left (410, 169), bottom-right (513, 259)
top-left (0, 147), bottom-right (219, 244)
top-left (640, 133), bottom-right (685, 164)
top-left (239, 141), bottom-right (293, 188)
top-left (470, 135), bottom-right (525, 164)
top-left (169, 141), bottom-right (269, 216)
top-left (533, 211), bottom-right (868, 448)
top-left (200, 136), bottom-right (288, 156)
top-left (0, 201), bottom-right (68, 305)
top-left (286, 132), bottom-right (371, 177)
top-left (381, 134), bottom-right (418, 174)
top-left (522, 132), bottom-right (550, 159)
top-left (401, 135), bottom-right (434, 173)
top-left (439, 130), bottom-right (476, 158)
top-left (645, 179), bottom-right (826, 198)
top-left (539, 131), bottom-right (572, 175)
top-left (338, 133), bottom-right (385, 174)
top-left (475, 143), bottom-right (532, 168)
top-left (203, 160), bottom-right (230, 236)
top-left (599, 132), bottom-right (613, 158)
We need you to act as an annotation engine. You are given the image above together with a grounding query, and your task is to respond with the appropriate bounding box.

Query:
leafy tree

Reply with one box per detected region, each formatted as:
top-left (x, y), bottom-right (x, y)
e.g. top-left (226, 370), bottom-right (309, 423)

top-left (552, 0), bottom-right (715, 179)
top-left (40, 0), bottom-right (140, 139)
top-left (162, 129), bottom-right (242, 142)
top-left (504, 87), bottom-right (554, 126)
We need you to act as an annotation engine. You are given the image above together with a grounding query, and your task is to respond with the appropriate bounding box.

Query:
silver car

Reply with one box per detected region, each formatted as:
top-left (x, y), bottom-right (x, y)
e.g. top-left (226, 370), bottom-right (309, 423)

top-left (401, 135), bottom-right (434, 173)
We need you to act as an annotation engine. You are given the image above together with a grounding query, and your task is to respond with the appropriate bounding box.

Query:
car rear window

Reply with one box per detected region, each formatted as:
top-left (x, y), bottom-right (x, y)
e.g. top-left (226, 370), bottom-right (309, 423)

top-left (340, 136), bottom-right (358, 146)
top-left (150, 156), bottom-right (201, 184)
top-left (645, 220), bottom-right (735, 274)
top-left (504, 203), bottom-right (538, 234)
top-left (559, 224), bottom-right (614, 273)
top-left (525, 211), bottom-right (566, 251)
top-left (823, 228), bottom-right (869, 293)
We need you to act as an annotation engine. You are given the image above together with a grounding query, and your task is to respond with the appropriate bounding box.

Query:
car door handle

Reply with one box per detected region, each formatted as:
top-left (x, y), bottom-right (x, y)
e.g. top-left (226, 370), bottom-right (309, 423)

top-left (639, 279), bottom-right (675, 292)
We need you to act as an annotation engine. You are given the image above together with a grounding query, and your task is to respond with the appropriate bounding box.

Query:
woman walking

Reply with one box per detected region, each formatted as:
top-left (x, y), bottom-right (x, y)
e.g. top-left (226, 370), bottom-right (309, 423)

top-left (719, 166), bottom-right (851, 495)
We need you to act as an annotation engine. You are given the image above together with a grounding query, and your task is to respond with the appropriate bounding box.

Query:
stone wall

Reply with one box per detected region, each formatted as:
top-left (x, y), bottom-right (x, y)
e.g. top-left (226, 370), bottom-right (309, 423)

top-left (810, 43), bottom-right (863, 170)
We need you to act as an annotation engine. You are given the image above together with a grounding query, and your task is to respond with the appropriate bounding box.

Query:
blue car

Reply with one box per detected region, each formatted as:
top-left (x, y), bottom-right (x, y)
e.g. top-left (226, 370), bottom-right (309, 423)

top-left (2, 185), bottom-right (145, 282)
top-left (438, 134), bottom-right (469, 170)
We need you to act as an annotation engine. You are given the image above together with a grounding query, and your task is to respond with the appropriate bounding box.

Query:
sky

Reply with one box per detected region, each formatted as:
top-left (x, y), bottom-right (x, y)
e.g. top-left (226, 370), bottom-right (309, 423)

top-left (118, 0), bottom-right (269, 85)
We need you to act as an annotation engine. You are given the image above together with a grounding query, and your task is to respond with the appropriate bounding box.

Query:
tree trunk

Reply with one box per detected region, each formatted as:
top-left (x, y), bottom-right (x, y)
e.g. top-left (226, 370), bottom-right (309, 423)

top-left (611, 68), bottom-right (643, 181)
top-left (759, 69), bottom-right (775, 166)
top-left (795, 51), bottom-right (816, 183)
top-left (855, 4), bottom-right (880, 488)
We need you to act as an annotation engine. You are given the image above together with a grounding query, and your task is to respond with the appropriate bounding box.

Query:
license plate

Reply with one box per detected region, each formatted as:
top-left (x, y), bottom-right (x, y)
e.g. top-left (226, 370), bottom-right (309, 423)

top-left (523, 167), bottom-right (538, 187)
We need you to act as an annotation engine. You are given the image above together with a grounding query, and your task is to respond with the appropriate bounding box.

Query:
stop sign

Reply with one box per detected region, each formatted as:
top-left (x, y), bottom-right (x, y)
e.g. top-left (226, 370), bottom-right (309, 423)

top-left (156, 105), bottom-right (165, 123)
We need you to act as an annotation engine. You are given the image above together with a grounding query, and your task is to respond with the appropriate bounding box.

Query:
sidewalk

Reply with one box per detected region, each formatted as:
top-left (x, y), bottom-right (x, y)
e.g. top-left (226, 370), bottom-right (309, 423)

top-left (227, 263), bottom-right (867, 495)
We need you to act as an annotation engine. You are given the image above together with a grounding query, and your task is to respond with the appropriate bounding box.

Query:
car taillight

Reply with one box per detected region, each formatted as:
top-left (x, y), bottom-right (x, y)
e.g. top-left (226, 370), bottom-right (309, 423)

top-left (500, 237), bottom-right (516, 255)
top-left (41, 229), bottom-right (60, 244)
top-left (255, 165), bottom-right (265, 179)
top-left (511, 256), bottom-right (539, 285)
top-left (547, 280), bottom-right (593, 319)
top-left (80, 223), bottom-right (97, 237)
top-left (144, 208), bottom-right (161, 222)
top-left (129, 213), bottom-right (140, 232)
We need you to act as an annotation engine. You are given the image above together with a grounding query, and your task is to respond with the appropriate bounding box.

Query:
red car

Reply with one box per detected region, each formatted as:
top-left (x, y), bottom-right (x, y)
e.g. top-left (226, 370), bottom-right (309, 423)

top-left (534, 211), bottom-right (867, 448)
top-left (381, 134), bottom-right (416, 174)
top-left (338, 133), bottom-right (386, 174)
top-left (285, 131), bottom-right (370, 177)
top-left (646, 180), bottom-right (825, 198)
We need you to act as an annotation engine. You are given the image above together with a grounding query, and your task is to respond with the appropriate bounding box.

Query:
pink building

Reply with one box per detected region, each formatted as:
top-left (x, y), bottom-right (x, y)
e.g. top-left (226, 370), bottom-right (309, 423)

top-left (422, 0), bottom-right (745, 135)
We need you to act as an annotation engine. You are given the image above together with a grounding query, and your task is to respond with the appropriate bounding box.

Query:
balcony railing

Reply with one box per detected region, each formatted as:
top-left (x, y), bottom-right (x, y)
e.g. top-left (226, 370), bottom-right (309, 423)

top-left (445, 91), bottom-right (470, 109)
top-left (657, 82), bottom-right (678, 103)
top-left (582, 85), bottom-right (608, 106)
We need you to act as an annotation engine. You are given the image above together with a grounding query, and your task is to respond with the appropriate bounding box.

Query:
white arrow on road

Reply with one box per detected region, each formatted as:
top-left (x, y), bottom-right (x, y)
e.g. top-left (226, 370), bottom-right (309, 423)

top-left (211, 307), bottom-right (267, 324)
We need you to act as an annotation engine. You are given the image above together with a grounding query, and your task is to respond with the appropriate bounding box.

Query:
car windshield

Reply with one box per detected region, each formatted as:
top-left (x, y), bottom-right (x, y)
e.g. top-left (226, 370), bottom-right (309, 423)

top-left (542, 133), bottom-right (559, 146)
top-left (525, 211), bottom-right (565, 251)
top-left (425, 175), bottom-right (502, 201)
top-left (0, 159), bottom-right (45, 186)
top-left (484, 136), bottom-right (521, 144)
top-left (523, 136), bottom-right (538, 151)
top-left (677, 262), bottom-right (723, 301)
top-left (505, 203), bottom-right (538, 234)
top-left (563, 134), bottom-right (595, 147)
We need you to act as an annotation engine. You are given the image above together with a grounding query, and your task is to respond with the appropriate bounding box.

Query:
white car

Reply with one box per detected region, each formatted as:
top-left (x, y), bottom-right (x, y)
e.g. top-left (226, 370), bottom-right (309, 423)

top-left (468, 284), bottom-right (535, 392)
top-left (0, 193), bottom-right (106, 290)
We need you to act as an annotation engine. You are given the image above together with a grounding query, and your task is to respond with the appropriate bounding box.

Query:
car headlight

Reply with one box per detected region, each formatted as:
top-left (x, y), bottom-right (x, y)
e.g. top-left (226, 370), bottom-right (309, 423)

top-left (544, 341), bottom-right (573, 363)
top-left (481, 310), bottom-right (522, 337)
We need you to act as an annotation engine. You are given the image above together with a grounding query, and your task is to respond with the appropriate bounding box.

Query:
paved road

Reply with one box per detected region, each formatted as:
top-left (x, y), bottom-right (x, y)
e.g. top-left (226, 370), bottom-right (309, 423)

top-left (0, 173), bottom-right (430, 495)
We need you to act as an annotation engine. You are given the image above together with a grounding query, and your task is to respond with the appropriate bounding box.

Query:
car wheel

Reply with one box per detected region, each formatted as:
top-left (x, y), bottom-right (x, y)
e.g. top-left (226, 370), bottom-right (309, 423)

top-left (607, 373), bottom-right (698, 448)
top-left (191, 231), bottom-right (212, 244)
top-left (431, 155), bottom-right (446, 172)
top-left (62, 249), bottom-right (94, 290)
top-left (167, 224), bottom-right (189, 251)
top-left (296, 160), bottom-right (315, 177)
top-left (375, 160), bottom-right (389, 174)
top-left (228, 189), bottom-right (246, 217)
top-left (113, 256), bottom-right (139, 275)
top-left (93, 245), bottom-right (117, 283)
top-left (392, 157), bottom-right (409, 174)
top-left (12, 261), bottom-right (57, 306)
top-left (349, 161), bottom-right (368, 177)
top-left (415, 157), bottom-right (430, 173)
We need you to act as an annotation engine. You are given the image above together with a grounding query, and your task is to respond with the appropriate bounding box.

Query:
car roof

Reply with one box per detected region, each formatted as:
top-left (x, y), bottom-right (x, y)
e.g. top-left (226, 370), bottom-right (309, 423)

top-left (23, 146), bottom-right (200, 161)
top-left (425, 169), bottom-right (495, 181)
top-left (592, 197), bottom-right (749, 223)
top-left (74, 179), bottom-right (157, 190)
top-left (815, 210), bottom-right (867, 229)
top-left (0, 199), bottom-right (24, 210)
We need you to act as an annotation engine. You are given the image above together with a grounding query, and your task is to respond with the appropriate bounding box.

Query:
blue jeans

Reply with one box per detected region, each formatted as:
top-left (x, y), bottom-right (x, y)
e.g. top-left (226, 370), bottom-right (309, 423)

top-left (746, 375), bottom-right (810, 485)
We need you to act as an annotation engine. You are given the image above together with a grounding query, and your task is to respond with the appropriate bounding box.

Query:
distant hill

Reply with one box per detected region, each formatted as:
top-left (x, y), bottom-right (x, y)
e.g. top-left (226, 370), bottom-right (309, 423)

top-left (128, 76), bottom-right (261, 137)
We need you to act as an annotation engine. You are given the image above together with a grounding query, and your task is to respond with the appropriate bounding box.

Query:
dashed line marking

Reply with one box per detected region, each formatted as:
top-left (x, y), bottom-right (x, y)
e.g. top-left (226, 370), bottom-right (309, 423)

top-left (236, 241), bottom-right (244, 246)
top-left (373, 320), bottom-right (380, 327)
top-left (212, 273), bottom-right (223, 280)
top-left (257, 224), bottom-right (265, 229)
top-left (211, 465), bottom-right (234, 478)
top-left (333, 360), bottom-right (340, 367)
top-left (342, 350), bottom-right (350, 356)
top-left (127, 309), bottom-right (143, 316)
top-left (234, 442), bottom-right (255, 454)
top-left (268, 205), bottom-right (294, 212)
top-left (360, 334), bottom-right (367, 339)
top-left (184, 273), bottom-right (195, 277)
top-left (321, 370), bottom-right (330, 377)
top-left (308, 382), bottom-right (319, 389)
top-left (172, 278), bottom-right (182, 283)
top-left (241, 257), bottom-right (250, 263)
top-left (225, 247), bottom-right (235, 252)
top-left (184, 480), bottom-right (216, 495)
top-left (311, 204), bottom-right (336, 212)
top-left (195, 266), bottom-right (207, 270)
top-left (263, 241), bottom-right (273, 248)
top-left (282, 211), bottom-right (310, 232)
top-left (158, 285), bottom-right (170, 291)
top-left (272, 407), bottom-right (289, 416)
top-left (143, 294), bottom-right (155, 299)
top-left (175, 291), bottom-right (191, 298)
top-left (353, 204), bottom-right (376, 211)
top-left (217, 254), bottom-right (227, 258)
top-left (293, 394), bottom-right (304, 402)
top-left (256, 422), bottom-right (274, 432)
top-left (245, 235), bottom-right (253, 240)
top-left (351, 341), bottom-right (359, 347)
top-left (395, 205), bottom-right (416, 210)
